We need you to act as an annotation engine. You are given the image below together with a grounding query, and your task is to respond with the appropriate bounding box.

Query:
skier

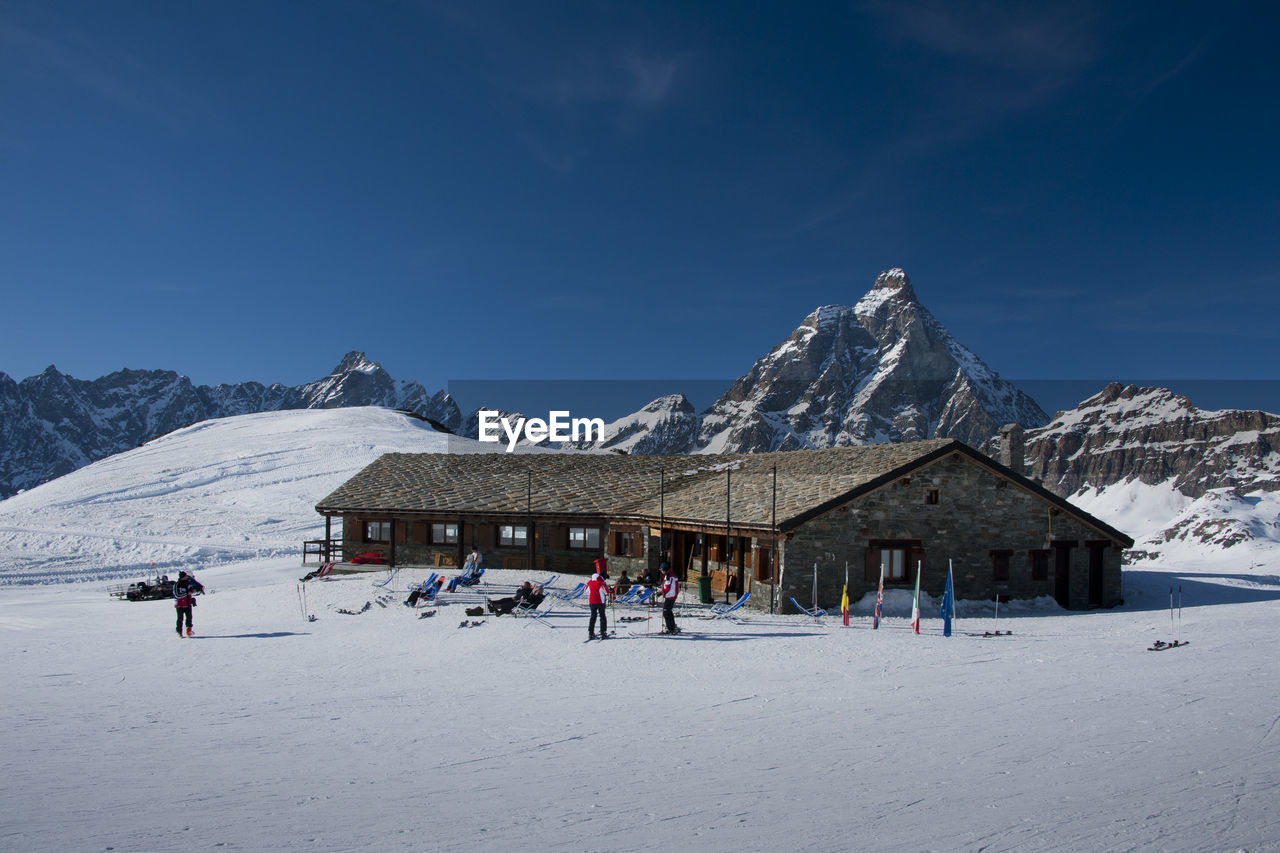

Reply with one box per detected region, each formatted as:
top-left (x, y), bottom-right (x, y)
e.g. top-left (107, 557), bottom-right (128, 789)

top-left (661, 563), bottom-right (681, 635)
top-left (173, 570), bottom-right (204, 637)
top-left (586, 559), bottom-right (612, 639)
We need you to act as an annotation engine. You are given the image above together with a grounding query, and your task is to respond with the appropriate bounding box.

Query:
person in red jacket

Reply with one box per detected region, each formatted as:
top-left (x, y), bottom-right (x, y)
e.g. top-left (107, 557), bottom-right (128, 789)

top-left (173, 570), bottom-right (204, 637)
top-left (661, 564), bottom-right (681, 635)
top-left (586, 558), bottom-right (612, 639)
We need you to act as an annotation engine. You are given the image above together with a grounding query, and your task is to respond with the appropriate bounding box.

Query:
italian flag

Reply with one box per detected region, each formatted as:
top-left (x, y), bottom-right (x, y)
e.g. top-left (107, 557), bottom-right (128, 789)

top-left (911, 562), bottom-right (922, 635)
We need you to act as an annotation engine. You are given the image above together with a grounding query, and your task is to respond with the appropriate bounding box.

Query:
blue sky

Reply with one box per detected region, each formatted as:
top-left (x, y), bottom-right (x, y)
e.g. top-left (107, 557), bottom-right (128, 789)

top-left (2, 1), bottom-right (1277, 415)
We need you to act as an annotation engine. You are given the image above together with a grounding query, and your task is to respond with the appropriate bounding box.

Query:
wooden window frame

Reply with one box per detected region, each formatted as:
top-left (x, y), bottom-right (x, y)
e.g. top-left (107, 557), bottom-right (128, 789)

top-left (430, 522), bottom-right (459, 545)
top-left (499, 524), bottom-right (528, 547)
top-left (991, 549), bottom-right (1013, 582)
top-left (865, 539), bottom-right (922, 584)
top-left (612, 530), bottom-right (642, 557)
top-left (754, 544), bottom-right (772, 583)
top-left (364, 521), bottom-right (391, 543)
top-left (1029, 549), bottom-right (1050, 581)
top-left (569, 526), bottom-right (601, 550)
top-left (925, 489), bottom-right (940, 505)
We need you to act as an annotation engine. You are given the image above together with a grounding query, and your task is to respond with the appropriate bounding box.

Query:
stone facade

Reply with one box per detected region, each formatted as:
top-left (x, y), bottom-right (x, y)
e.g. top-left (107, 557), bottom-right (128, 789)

top-left (319, 440), bottom-right (1130, 612)
top-left (756, 452), bottom-right (1123, 611)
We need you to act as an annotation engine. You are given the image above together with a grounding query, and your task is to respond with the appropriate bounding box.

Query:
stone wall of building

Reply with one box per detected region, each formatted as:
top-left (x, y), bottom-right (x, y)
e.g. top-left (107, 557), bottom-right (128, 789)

top-left (766, 453), bottom-right (1125, 612)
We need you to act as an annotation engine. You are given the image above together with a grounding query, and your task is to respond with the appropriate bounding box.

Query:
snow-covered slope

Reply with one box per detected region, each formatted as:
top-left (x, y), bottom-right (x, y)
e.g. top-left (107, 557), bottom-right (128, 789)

top-left (0, 352), bottom-right (462, 499)
top-left (0, 407), bottom-right (456, 584)
top-left (1, 406), bottom-right (1278, 850)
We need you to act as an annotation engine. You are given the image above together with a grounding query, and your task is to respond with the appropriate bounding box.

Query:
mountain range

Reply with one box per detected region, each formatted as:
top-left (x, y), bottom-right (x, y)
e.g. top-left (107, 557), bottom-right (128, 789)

top-left (3, 268), bottom-right (1277, 566)
top-left (0, 352), bottom-right (460, 499)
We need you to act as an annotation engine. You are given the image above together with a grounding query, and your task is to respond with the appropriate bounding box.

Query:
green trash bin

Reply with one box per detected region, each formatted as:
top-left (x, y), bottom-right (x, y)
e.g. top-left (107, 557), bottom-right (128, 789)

top-left (698, 574), bottom-right (712, 604)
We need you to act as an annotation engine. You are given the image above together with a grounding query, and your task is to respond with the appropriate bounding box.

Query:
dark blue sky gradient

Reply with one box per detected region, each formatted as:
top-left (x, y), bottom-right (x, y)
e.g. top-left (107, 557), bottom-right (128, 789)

top-left (2, 1), bottom-right (1277, 414)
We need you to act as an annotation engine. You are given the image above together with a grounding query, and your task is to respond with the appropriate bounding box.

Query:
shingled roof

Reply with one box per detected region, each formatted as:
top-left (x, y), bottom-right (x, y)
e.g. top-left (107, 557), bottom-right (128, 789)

top-left (315, 440), bottom-right (1133, 544)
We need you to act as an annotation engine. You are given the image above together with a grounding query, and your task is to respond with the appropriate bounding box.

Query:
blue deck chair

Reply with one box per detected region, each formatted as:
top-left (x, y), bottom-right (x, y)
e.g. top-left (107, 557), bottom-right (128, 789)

top-left (789, 596), bottom-right (824, 620)
top-left (551, 582), bottom-right (586, 602)
top-left (705, 592), bottom-right (751, 619)
top-left (447, 566), bottom-right (484, 592)
top-left (404, 573), bottom-right (439, 607)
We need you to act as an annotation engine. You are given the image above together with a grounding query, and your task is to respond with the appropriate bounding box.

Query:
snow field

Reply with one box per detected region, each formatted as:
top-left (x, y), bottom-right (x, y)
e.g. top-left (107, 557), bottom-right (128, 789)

top-left (2, 406), bottom-right (1278, 851)
top-left (3, 561), bottom-right (1279, 852)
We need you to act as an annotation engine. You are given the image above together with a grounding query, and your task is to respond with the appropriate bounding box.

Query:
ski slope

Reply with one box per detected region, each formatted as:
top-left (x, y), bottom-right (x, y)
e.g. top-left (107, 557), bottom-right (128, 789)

top-left (0, 407), bottom-right (1278, 851)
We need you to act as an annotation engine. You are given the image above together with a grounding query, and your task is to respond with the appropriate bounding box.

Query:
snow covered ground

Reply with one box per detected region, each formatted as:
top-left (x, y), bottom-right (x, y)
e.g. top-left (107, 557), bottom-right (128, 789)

top-left (2, 408), bottom-right (1278, 852)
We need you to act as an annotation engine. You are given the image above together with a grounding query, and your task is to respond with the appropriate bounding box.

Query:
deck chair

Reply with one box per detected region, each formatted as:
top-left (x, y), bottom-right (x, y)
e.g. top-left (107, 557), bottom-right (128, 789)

top-left (447, 566), bottom-right (484, 592)
top-left (514, 597), bottom-right (556, 626)
top-left (705, 592), bottom-right (751, 619)
top-left (612, 586), bottom-right (638, 605)
top-left (551, 582), bottom-right (586, 602)
top-left (404, 573), bottom-right (440, 607)
top-left (789, 596), bottom-right (824, 620)
top-left (629, 587), bottom-right (654, 607)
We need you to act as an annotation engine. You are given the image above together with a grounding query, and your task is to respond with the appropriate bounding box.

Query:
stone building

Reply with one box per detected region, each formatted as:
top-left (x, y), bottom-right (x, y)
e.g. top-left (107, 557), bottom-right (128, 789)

top-left (314, 439), bottom-right (1132, 611)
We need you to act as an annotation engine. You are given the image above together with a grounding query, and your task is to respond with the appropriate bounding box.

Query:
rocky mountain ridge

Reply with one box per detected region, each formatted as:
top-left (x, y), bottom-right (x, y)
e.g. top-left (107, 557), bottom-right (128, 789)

top-left (573, 269), bottom-right (1049, 454)
top-left (0, 352), bottom-right (461, 498)
top-left (1020, 382), bottom-right (1280, 499)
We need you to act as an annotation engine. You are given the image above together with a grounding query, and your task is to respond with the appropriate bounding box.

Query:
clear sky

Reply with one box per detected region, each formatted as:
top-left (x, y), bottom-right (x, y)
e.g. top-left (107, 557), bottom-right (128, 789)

top-left (2, 1), bottom-right (1277, 412)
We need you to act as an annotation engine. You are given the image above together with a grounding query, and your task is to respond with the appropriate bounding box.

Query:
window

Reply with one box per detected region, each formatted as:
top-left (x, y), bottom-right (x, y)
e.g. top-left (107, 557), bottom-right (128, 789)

top-left (365, 521), bottom-right (391, 543)
top-left (755, 545), bottom-right (773, 582)
top-left (1029, 549), bottom-right (1049, 581)
top-left (865, 540), bottom-right (921, 583)
top-left (569, 527), bottom-right (601, 549)
top-left (612, 531), bottom-right (640, 557)
top-left (881, 546), bottom-right (907, 580)
top-left (430, 523), bottom-right (458, 545)
top-left (499, 525), bottom-right (528, 547)
top-left (991, 549), bottom-right (1012, 582)
top-left (926, 489), bottom-right (940, 505)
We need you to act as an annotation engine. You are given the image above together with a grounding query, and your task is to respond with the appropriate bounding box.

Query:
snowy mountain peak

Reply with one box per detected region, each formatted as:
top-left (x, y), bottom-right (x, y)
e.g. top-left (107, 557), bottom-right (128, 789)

top-left (331, 351), bottom-right (383, 376)
top-left (693, 269), bottom-right (1046, 452)
top-left (874, 267), bottom-right (915, 296)
top-left (855, 268), bottom-right (918, 320)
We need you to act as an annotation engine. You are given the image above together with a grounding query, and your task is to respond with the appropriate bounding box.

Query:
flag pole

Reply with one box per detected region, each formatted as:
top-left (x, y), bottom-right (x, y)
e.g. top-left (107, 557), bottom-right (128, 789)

top-left (812, 561), bottom-right (818, 615)
top-left (873, 559), bottom-right (884, 630)
top-left (842, 561), bottom-right (850, 627)
top-left (911, 560), bottom-right (921, 635)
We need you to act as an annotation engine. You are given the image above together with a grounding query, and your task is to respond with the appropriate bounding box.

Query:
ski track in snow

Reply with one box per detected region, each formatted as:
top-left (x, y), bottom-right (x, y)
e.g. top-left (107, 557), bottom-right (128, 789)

top-left (1, 407), bottom-right (1278, 851)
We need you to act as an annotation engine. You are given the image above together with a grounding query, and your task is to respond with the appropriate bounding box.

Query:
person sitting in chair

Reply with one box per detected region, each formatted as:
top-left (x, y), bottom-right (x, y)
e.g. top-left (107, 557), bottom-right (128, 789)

top-left (487, 581), bottom-right (545, 616)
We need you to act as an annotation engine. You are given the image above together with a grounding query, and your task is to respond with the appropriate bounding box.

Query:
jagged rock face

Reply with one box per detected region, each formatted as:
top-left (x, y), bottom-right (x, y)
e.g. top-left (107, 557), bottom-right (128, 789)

top-left (1022, 383), bottom-right (1280, 499)
top-left (561, 394), bottom-right (700, 454)
top-left (0, 352), bottom-right (461, 498)
top-left (695, 269), bottom-right (1048, 452)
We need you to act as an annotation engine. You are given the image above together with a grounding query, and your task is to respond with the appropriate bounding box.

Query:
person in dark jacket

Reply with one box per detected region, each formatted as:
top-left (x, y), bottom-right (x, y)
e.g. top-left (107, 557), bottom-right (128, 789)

top-left (660, 564), bottom-right (680, 635)
top-left (487, 581), bottom-right (545, 616)
top-left (173, 570), bottom-right (204, 637)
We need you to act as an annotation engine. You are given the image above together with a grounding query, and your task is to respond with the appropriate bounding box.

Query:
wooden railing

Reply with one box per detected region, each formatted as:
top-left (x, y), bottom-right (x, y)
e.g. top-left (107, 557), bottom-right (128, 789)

top-left (302, 538), bottom-right (345, 564)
